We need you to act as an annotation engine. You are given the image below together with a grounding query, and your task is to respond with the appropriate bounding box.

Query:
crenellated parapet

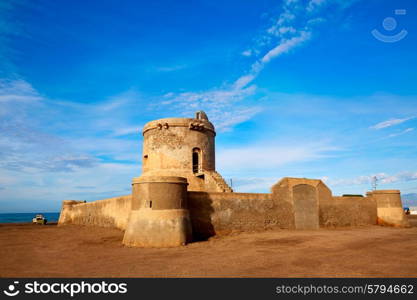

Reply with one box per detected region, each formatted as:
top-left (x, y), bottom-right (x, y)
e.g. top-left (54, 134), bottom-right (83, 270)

top-left (142, 118), bottom-right (216, 135)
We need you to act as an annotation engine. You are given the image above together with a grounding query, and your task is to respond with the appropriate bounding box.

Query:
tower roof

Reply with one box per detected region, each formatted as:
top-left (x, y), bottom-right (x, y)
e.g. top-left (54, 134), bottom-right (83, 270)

top-left (142, 113), bottom-right (215, 135)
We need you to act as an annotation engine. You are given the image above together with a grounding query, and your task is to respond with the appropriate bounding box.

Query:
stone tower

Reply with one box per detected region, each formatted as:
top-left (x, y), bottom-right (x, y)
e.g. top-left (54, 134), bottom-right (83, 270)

top-left (140, 111), bottom-right (232, 192)
top-left (123, 111), bottom-right (232, 247)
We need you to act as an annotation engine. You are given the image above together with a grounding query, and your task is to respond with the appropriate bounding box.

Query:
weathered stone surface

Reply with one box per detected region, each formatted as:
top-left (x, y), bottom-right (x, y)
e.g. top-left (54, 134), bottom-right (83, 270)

top-left (123, 176), bottom-right (192, 247)
top-left (320, 196), bottom-right (377, 227)
top-left (293, 184), bottom-right (319, 229)
top-left (141, 116), bottom-right (232, 192)
top-left (123, 209), bottom-right (192, 247)
top-left (188, 192), bottom-right (274, 239)
top-left (271, 177), bottom-right (329, 229)
top-left (369, 190), bottom-right (410, 227)
top-left (58, 196), bottom-right (131, 229)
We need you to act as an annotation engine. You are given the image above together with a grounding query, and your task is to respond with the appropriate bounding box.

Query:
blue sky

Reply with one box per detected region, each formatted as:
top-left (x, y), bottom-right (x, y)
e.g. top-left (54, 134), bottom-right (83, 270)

top-left (1, 0), bottom-right (417, 212)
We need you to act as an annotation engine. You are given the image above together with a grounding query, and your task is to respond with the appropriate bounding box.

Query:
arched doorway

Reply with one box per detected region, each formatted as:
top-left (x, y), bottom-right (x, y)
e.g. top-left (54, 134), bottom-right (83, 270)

top-left (293, 184), bottom-right (319, 229)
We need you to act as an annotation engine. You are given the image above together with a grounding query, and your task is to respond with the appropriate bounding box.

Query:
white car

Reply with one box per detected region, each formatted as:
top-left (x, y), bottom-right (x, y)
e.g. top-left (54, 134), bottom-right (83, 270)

top-left (32, 214), bottom-right (47, 225)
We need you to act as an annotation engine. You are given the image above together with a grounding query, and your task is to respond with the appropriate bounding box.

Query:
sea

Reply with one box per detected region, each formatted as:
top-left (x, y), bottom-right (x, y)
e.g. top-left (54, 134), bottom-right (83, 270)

top-left (0, 212), bottom-right (60, 223)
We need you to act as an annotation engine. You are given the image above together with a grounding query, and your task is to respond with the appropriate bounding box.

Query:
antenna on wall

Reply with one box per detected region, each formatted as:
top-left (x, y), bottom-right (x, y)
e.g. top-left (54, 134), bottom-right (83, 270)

top-left (371, 176), bottom-right (378, 191)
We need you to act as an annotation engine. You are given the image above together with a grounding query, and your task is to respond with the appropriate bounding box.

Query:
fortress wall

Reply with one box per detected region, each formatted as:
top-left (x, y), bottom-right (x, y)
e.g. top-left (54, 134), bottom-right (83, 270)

top-left (59, 195), bottom-right (131, 230)
top-left (319, 196), bottom-right (377, 227)
top-left (368, 190), bottom-right (409, 227)
top-left (187, 192), bottom-right (279, 239)
top-left (59, 192), bottom-right (379, 236)
top-left (60, 192), bottom-right (276, 238)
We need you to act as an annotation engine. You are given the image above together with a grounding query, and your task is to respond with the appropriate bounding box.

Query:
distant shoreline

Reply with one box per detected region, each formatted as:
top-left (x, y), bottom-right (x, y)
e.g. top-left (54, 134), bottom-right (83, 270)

top-left (0, 212), bottom-right (60, 224)
top-left (0, 222), bottom-right (58, 226)
top-left (0, 212), bottom-right (60, 214)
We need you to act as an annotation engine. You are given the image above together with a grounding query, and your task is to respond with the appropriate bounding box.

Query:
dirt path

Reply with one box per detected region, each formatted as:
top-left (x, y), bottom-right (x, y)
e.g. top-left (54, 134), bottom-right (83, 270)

top-left (1, 222), bottom-right (417, 277)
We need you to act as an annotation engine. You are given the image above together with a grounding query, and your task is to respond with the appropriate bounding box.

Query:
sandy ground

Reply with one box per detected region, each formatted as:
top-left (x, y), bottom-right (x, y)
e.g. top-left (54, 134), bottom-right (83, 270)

top-left (1, 217), bottom-right (417, 278)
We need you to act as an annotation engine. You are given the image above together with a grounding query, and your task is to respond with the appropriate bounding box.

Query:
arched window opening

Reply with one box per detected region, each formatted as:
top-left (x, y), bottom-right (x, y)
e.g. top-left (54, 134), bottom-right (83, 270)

top-left (192, 148), bottom-right (202, 173)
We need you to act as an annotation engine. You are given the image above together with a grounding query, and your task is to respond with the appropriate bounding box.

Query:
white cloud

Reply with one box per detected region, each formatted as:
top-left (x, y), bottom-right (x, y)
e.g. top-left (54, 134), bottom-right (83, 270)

top-left (387, 127), bottom-right (414, 138)
top-left (155, 64), bottom-right (187, 72)
top-left (214, 107), bottom-right (262, 132)
top-left (232, 74), bottom-right (256, 90)
top-left (279, 26), bottom-right (297, 35)
top-left (159, 0), bottom-right (321, 131)
top-left (231, 177), bottom-right (279, 193)
top-left (241, 50), bottom-right (252, 57)
top-left (307, 17), bottom-right (326, 25)
top-left (160, 84), bottom-right (260, 132)
top-left (0, 161), bottom-right (137, 212)
top-left (217, 142), bottom-right (338, 171)
top-left (215, 139), bottom-right (340, 192)
top-left (0, 78), bottom-right (142, 172)
top-left (306, 0), bottom-right (327, 12)
top-left (325, 171), bottom-right (417, 187)
top-left (111, 126), bottom-right (141, 137)
top-left (268, 24), bottom-right (297, 37)
top-left (261, 31), bottom-right (311, 63)
top-left (0, 79), bottom-right (42, 103)
top-left (275, 11), bottom-right (296, 27)
top-left (158, 0), bottom-right (354, 132)
top-left (370, 117), bottom-right (414, 129)
top-left (284, 0), bottom-right (299, 5)
top-left (0, 78), bottom-right (145, 211)
top-left (96, 90), bottom-right (141, 112)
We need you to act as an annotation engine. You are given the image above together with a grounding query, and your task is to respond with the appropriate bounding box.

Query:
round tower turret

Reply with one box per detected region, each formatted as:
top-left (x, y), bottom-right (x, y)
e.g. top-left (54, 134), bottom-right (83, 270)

top-left (140, 111), bottom-right (217, 191)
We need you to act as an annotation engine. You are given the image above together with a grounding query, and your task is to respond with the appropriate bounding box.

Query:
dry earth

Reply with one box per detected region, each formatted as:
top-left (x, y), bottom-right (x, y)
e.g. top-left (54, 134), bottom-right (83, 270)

top-left (1, 217), bottom-right (417, 277)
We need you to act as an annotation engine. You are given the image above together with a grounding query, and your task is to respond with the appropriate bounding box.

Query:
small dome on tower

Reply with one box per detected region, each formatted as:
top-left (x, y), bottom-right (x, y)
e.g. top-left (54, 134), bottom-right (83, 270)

top-left (195, 111), bottom-right (208, 121)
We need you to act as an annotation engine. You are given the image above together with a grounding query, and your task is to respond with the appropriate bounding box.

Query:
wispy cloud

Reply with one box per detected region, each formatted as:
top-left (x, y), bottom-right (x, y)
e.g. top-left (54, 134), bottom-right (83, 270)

top-left (232, 0), bottom-right (320, 89)
top-left (217, 142), bottom-right (339, 172)
top-left (306, 0), bottom-right (327, 13)
top-left (231, 177), bottom-right (279, 193)
top-left (160, 84), bottom-right (260, 131)
top-left (0, 161), bottom-right (137, 212)
top-left (0, 78), bottom-right (143, 211)
top-left (160, 0), bottom-right (354, 131)
top-left (217, 138), bottom-right (341, 192)
top-left (323, 171), bottom-right (417, 187)
top-left (111, 126), bottom-right (141, 137)
top-left (0, 79), bottom-right (42, 103)
top-left (370, 117), bottom-right (414, 129)
top-left (0, 79), bottom-right (142, 172)
top-left (236, 0), bottom-right (358, 90)
top-left (0, 112), bottom-right (98, 173)
top-left (155, 64), bottom-right (187, 72)
top-left (241, 49), bottom-right (252, 57)
top-left (95, 90), bottom-right (141, 112)
top-left (261, 31), bottom-right (311, 63)
top-left (387, 127), bottom-right (414, 138)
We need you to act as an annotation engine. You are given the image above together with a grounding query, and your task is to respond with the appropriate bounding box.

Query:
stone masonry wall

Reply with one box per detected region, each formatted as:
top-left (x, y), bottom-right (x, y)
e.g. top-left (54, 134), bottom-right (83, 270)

top-left (187, 192), bottom-right (281, 239)
top-left (59, 192), bottom-right (378, 236)
top-left (320, 196), bottom-right (377, 227)
top-left (60, 195), bottom-right (132, 230)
